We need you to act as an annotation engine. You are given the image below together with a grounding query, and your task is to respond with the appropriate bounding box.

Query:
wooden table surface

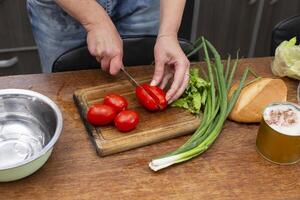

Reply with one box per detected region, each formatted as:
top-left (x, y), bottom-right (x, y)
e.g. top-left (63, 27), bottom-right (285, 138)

top-left (0, 57), bottom-right (299, 200)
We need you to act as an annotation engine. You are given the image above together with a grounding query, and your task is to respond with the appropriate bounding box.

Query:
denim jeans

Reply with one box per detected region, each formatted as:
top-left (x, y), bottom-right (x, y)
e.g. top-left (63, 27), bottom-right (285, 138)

top-left (26, 0), bottom-right (160, 73)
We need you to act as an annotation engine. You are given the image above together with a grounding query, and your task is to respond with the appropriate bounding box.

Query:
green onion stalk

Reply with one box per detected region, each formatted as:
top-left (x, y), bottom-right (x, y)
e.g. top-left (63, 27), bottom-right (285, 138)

top-left (149, 37), bottom-right (251, 171)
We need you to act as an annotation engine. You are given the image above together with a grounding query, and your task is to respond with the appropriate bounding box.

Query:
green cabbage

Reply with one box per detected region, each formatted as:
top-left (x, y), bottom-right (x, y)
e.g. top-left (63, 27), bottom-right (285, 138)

top-left (272, 37), bottom-right (300, 80)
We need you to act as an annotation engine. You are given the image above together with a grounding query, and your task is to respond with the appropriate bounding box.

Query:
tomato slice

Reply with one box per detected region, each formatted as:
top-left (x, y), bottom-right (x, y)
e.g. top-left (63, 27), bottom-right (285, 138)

top-left (142, 84), bottom-right (167, 110)
top-left (136, 86), bottom-right (158, 111)
top-left (135, 84), bottom-right (167, 111)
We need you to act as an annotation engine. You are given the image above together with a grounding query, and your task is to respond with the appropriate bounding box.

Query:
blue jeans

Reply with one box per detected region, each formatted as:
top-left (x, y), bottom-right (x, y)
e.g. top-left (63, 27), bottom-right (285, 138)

top-left (27, 0), bottom-right (160, 73)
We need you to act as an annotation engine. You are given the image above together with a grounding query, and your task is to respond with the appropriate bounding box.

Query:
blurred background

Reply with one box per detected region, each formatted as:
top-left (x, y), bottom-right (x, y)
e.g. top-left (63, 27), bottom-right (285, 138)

top-left (0, 0), bottom-right (299, 76)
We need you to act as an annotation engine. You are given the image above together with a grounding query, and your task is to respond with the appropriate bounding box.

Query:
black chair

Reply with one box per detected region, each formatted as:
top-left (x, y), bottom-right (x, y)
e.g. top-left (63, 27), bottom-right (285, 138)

top-left (52, 36), bottom-right (198, 72)
top-left (271, 15), bottom-right (300, 55)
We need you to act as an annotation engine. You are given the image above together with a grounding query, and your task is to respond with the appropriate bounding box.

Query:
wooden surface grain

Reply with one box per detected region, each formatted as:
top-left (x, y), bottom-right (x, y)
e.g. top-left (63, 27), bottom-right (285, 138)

top-left (74, 75), bottom-right (201, 156)
top-left (0, 57), bottom-right (299, 200)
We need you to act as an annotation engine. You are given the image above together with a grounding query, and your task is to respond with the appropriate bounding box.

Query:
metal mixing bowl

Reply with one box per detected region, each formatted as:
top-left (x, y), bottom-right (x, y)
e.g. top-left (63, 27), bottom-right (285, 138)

top-left (0, 89), bottom-right (63, 182)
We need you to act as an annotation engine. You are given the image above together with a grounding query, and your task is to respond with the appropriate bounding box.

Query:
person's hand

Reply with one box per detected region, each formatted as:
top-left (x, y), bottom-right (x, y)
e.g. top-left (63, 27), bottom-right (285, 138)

top-left (151, 35), bottom-right (190, 103)
top-left (86, 22), bottom-right (123, 75)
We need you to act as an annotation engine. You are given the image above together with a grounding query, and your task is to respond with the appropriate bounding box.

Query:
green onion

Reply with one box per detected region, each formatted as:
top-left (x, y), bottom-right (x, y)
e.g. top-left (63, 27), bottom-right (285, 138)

top-left (226, 50), bottom-right (239, 91)
top-left (225, 54), bottom-right (231, 81)
top-left (187, 43), bottom-right (203, 58)
top-left (149, 38), bottom-right (251, 171)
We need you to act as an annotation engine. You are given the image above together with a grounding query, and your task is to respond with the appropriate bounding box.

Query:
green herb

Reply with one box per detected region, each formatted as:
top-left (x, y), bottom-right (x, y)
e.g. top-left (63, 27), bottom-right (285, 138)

top-left (149, 37), bottom-right (251, 171)
top-left (171, 68), bottom-right (210, 114)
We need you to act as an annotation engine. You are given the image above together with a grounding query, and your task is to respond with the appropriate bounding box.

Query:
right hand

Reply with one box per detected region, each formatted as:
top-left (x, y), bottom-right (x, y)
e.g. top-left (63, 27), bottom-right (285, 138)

top-left (86, 22), bottom-right (123, 75)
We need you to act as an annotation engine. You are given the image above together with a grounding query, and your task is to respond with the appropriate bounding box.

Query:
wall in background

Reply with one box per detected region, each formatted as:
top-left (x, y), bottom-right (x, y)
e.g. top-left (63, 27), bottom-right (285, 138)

top-left (191, 0), bottom-right (300, 58)
top-left (179, 0), bottom-right (195, 40)
top-left (0, 0), bottom-right (197, 76)
top-left (1, 0), bottom-right (300, 76)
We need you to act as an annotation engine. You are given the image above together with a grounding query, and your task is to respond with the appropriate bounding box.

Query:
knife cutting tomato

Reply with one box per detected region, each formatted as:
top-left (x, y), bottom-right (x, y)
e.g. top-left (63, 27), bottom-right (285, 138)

top-left (120, 68), bottom-right (167, 111)
top-left (136, 84), bottom-right (167, 111)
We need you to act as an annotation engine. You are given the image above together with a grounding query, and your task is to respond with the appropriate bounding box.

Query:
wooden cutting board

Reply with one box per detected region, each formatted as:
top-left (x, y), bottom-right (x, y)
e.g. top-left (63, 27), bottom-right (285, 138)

top-left (73, 76), bottom-right (201, 156)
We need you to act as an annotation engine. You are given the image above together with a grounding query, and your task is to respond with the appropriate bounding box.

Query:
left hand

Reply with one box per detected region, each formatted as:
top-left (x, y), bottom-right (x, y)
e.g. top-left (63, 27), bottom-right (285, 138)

top-left (151, 35), bottom-right (190, 104)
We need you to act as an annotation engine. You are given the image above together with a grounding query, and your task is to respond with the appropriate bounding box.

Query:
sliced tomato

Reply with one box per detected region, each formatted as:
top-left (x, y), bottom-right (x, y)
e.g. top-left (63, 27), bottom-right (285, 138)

top-left (136, 86), bottom-right (158, 111)
top-left (142, 84), bottom-right (167, 110)
top-left (135, 84), bottom-right (167, 111)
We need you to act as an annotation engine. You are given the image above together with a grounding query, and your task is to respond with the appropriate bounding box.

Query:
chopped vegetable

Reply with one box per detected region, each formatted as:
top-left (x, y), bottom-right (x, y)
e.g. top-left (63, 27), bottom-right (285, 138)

top-left (149, 37), bottom-right (251, 171)
top-left (136, 84), bottom-right (167, 111)
top-left (272, 37), bottom-right (300, 80)
top-left (171, 68), bottom-right (210, 114)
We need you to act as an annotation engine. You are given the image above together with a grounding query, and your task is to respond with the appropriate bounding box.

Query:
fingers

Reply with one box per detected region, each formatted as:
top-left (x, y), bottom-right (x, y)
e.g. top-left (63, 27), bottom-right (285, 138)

top-left (168, 68), bottom-right (189, 104)
top-left (110, 55), bottom-right (122, 75)
top-left (100, 56), bottom-right (110, 72)
top-left (90, 45), bottom-right (123, 75)
top-left (87, 31), bottom-right (123, 75)
top-left (151, 60), bottom-right (165, 86)
top-left (159, 72), bottom-right (173, 89)
top-left (166, 59), bottom-right (189, 101)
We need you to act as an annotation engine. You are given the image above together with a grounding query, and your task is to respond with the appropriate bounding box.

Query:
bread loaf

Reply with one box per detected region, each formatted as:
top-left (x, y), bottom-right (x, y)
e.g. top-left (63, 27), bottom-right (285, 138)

top-left (228, 78), bottom-right (287, 123)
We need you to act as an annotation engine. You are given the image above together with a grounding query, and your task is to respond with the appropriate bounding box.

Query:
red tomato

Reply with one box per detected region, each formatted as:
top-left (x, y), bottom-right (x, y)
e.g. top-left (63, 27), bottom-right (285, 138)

top-left (103, 94), bottom-right (128, 112)
top-left (135, 84), bottom-right (167, 111)
top-left (87, 104), bottom-right (117, 126)
top-left (136, 86), bottom-right (158, 111)
top-left (142, 84), bottom-right (167, 109)
top-left (114, 110), bottom-right (139, 132)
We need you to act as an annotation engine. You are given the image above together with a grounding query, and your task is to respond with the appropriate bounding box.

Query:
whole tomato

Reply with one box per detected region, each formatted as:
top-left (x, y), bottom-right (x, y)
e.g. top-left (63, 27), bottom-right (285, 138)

top-left (136, 84), bottom-right (167, 111)
top-left (103, 94), bottom-right (128, 112)
top-left (114, 110), bottom-right (139, 132)
top-left (87, 104), bottom-right (117, 126)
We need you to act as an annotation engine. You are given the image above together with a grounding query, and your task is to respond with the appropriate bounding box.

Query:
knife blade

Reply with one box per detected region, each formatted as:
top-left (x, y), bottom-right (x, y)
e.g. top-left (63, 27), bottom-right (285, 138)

top-left (120, 67), bottom-right (140, 88)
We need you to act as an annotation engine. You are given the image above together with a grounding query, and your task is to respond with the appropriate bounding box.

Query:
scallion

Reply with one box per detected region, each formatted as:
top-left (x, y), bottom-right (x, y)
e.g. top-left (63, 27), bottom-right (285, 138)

top-left (149, 38), bottom-right (251, 171)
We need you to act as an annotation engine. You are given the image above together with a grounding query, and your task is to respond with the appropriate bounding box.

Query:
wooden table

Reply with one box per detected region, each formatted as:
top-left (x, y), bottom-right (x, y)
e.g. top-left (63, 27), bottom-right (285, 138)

top-left (0, 57), bottom-right (299, 200)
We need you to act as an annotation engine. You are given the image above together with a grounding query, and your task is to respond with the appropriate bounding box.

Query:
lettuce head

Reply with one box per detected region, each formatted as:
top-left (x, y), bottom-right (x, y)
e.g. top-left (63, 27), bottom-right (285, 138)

top-left (272, 37), bottom-right (300, 80)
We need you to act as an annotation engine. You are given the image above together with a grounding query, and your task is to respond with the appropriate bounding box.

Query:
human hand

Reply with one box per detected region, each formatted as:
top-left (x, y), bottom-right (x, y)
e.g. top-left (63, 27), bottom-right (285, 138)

top-left (86, 22), bottom-right (123, 75)
top-left (151, 35), bottom-right (190, 103)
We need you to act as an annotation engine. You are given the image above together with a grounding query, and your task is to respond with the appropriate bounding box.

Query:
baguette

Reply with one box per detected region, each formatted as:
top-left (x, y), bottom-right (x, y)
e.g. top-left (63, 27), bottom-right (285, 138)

top-left (228, 78), bottom-right (287, 123)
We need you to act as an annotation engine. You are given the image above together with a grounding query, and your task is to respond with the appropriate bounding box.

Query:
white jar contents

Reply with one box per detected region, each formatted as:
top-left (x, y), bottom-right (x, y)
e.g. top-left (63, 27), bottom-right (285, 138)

top-left (264, 103), bottom-right (300, 136)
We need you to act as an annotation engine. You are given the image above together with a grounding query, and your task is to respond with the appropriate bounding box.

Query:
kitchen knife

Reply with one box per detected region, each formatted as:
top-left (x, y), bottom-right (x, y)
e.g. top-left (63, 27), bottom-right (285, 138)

top-left (120, 67), bottom-right (140, 88)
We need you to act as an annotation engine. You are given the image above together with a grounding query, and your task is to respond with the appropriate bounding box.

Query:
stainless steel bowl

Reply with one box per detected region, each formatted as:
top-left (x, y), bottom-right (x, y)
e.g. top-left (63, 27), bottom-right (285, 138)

top-left (0, 89), bottom-right (63, 182)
